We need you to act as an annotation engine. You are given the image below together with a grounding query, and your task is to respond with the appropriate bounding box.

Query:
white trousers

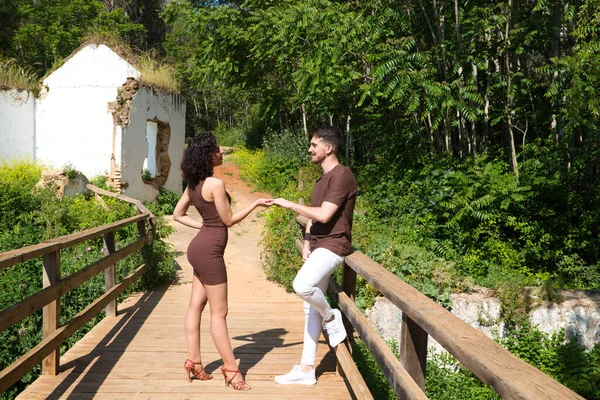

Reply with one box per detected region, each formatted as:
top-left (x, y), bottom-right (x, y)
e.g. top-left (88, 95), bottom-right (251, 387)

top-left (292, 247), bottom-right (344, 366)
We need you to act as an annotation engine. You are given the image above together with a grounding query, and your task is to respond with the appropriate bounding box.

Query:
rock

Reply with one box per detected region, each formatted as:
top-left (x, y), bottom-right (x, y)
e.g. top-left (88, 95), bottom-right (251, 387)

top-left (36, 169), bottom-right (89, 199)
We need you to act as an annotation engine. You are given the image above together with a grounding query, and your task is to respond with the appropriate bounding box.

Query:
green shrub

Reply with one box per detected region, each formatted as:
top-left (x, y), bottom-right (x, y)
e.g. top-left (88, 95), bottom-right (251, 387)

top-left (214, 124), bottom-right (247, 147)
top-left (229, 148), bottom-right (267, 188)
top-left (230, 129), bottom-right (310, 196)
top-left (89, 174), bottom-right (109, 190)
top-left (261, 187), bottom-right (303, 291)
top-left (0, 159), bottom-right (46, 231)
top-left (262, 128), bottom-right (310, 166)
top-left (352, 338), bottom-right (397, 400)
top-left (425, 352), bottom-right (500, 400)
top-left (151, 187), bottom-right (180, 215)
top-left (62, 162), bottom-right (78, 180)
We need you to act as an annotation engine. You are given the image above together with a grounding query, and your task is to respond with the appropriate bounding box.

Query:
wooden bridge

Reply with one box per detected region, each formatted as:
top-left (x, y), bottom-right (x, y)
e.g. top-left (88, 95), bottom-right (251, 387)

top-left (0, 163), bottom-right (585, 399)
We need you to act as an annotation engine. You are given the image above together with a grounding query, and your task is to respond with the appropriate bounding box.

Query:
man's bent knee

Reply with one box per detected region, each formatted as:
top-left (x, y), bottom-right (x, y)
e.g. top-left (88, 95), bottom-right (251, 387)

top-left (293, 277), bottom-right (314, 299)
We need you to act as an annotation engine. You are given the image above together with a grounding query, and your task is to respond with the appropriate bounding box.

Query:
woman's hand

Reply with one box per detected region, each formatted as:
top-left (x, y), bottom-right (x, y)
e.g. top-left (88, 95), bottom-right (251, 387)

top-left (254, 198), bottom-right (274, 207)
top-left (173, 187), bottom-right (204, 229)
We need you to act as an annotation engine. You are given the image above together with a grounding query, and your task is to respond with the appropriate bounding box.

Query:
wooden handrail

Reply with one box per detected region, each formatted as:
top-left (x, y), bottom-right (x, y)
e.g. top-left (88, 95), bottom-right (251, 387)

top-left (0, 186), bottom-right (155, 394)
top-left (296, 216), bottom-right (583, 400)
top-left (86, 184), bottom-right (156, 227)
top-left (0, 214), bottom-right (148, 270)
top-left (0, 236), bottom-right (149, 333)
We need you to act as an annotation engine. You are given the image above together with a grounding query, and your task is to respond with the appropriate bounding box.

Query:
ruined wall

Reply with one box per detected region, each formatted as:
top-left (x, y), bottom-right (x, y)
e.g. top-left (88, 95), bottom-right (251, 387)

top-left (120, 86), bottom-right (185, 202)
top-left (0, 89), bottom-right (35, 160)
top-left (35, 44), bottom-right (140, 176)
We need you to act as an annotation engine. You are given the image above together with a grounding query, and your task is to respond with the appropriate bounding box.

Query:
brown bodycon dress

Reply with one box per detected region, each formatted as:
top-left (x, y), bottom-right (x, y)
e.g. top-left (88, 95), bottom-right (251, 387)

top-left (186, 180), bottom-right (229, 285)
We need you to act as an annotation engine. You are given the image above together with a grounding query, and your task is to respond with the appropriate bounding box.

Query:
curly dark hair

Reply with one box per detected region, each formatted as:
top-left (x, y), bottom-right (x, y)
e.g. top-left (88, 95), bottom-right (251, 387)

top-left (181, 133), bottom-right (219, 188)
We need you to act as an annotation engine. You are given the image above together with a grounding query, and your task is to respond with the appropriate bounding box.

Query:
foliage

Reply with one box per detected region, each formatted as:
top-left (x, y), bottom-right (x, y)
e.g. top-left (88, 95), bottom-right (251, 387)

top-left (229, 143), bottom-right (303, 197)
top-left (425, 352), bottom-right (500, 400)
top-left (142, 168), bottom-right (152, 181)
top-left (0, 159), bottom-right (47, 234)
top-left (149, 187), bottom-right (180, 216)
top-left (261, 191), bottom-right (303, 291)
top-left (0, 0), bottom-right (171, 83)
top-left (214, 125), bottom-right (246, 148)
top-left (7, 0), bottom-right (145, 74)
top-left (502, 324), bottom-right (600, 399)
top-left (89, 174), bottom-right (109, 190)
top-left (351, 338), bottom-right (398, 400)
top-left (62, 162), bottom-right (78, 181)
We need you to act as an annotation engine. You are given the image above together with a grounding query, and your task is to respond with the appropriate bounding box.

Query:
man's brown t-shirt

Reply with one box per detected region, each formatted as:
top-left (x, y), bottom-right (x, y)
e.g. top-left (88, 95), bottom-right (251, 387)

top-left (309, 164), bottom-right (357, 256)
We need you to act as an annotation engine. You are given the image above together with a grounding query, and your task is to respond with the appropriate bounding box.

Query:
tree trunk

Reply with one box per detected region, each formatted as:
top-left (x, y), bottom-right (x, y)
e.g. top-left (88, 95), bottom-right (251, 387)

top-left (301, 103), bottom-right (308, 139)
top-left (472, 62), bottom-right (479, 155)
top-left (505, 0), bottom-right (519, 179)
top-left (454, 0), bottom-right (461, 50)
top-left (346, 114), bottom-right (352, 162)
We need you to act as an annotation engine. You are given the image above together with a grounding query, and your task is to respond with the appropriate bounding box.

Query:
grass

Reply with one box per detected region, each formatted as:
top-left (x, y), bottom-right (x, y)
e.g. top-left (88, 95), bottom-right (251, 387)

top-left (0, 58), bottom-right (39, 93)
top-left (137, 51), bottom-right (179, 93)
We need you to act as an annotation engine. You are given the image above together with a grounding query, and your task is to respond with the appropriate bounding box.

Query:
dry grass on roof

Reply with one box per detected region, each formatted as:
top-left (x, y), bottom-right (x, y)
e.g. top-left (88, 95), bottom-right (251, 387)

top-left (0, 58), bottom-right (40, 94)
top-left (136, 51), bottom-right (179, 93)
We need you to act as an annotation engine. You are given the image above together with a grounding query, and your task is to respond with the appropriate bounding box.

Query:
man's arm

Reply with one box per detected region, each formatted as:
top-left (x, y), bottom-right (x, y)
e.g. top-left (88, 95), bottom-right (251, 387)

top-left (272, 198), bottom-right (339, 224)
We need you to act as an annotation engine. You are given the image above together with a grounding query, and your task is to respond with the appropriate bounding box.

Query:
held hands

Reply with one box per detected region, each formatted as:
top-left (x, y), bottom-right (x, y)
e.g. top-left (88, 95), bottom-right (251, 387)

top-left (254, 198), bottom-right (274, 207)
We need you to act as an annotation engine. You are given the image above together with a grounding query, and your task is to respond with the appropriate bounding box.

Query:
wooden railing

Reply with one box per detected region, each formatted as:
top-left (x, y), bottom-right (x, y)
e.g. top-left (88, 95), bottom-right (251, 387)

top-left (296, 216), bottom-right (584, 400)
top-left (0, 185), bottom-right (155, 393)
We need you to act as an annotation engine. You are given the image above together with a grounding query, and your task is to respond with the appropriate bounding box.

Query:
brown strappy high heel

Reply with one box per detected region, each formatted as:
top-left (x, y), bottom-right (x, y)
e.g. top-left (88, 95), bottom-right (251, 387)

top-left (184, 359), bottom-right (213, 382)
top-left (220, 366), bottom-right (251, 391)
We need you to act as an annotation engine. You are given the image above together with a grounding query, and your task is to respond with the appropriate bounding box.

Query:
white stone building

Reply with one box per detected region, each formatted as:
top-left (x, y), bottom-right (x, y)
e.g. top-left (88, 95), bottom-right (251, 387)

top-left (0, 44), bottom-right (186, 202)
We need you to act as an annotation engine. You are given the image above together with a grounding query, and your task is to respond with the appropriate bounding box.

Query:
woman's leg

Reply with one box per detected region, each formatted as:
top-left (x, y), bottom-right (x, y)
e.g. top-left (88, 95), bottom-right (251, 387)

top-left (184, 273), bottom-right (208, 363)
top-left (205, 282), bottom-right (247, 385)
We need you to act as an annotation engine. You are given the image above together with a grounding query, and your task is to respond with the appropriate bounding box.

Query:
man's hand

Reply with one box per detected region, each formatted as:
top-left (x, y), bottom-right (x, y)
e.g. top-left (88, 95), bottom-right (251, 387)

top-left (273, 198), bottom-right (293, 208)
top-left (302, 246), bottom-right (311, 262)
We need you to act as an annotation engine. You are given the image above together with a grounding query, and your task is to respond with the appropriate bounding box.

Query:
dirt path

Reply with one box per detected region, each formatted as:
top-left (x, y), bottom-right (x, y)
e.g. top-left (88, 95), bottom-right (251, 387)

top-left (164, 158), bottom-right (298, 304)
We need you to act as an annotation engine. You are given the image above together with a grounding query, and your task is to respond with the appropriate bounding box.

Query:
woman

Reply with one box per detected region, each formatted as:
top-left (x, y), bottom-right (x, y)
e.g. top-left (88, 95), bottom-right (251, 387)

top-left (174, 133), bottom-right (271, 391)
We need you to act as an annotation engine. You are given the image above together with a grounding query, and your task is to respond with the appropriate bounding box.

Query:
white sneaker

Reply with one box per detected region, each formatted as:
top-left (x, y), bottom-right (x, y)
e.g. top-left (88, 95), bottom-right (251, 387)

top-left (274, 364), bottom-right (316, 385)
top-left (324, 309), bottom-right (347, 347)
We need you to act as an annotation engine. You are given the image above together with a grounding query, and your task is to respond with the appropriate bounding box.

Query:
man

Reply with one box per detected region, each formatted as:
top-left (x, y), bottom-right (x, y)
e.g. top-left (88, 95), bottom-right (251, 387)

top-left (272, 126), bottom-right (357, 385)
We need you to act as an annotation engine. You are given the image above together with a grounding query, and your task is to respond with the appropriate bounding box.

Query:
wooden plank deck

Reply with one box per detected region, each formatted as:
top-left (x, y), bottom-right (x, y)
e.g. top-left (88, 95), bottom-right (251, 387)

top-left (17, 288), bottom-right (351, 399)
top-left (17, 162), bottom-right (354, 399)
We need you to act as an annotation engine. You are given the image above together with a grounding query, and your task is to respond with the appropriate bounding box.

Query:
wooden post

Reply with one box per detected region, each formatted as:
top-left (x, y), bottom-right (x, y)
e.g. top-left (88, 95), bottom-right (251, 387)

top-left (42, 251), bottom-right (60, 375)
top-left (137, 220), bottom-right (146, 238)
top-left (400, 314), bottom-right (428, 390)
top-left (102, 231), bottom-right (117, 317)
top-left (337, 263), bottom-right (357, 376)
top-left (341, 263), bottom-right (356, 345)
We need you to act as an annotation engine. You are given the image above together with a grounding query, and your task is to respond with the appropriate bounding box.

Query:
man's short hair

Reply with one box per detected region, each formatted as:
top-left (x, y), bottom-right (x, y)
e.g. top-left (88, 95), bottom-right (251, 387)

top-left (311, 126), bottom-right (343, 156)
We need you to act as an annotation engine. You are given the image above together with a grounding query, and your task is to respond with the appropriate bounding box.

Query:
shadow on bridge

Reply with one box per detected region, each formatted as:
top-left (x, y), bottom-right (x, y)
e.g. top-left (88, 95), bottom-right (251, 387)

top-left (46, 288), bottom-right (167, 399)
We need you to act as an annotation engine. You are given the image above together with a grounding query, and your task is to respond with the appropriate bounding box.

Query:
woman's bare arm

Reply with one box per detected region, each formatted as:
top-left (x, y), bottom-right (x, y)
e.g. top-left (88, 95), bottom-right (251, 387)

top-left (209, 178), bottom-right (271, 227)
top-left (173, 187), bottom-right (204, 229)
